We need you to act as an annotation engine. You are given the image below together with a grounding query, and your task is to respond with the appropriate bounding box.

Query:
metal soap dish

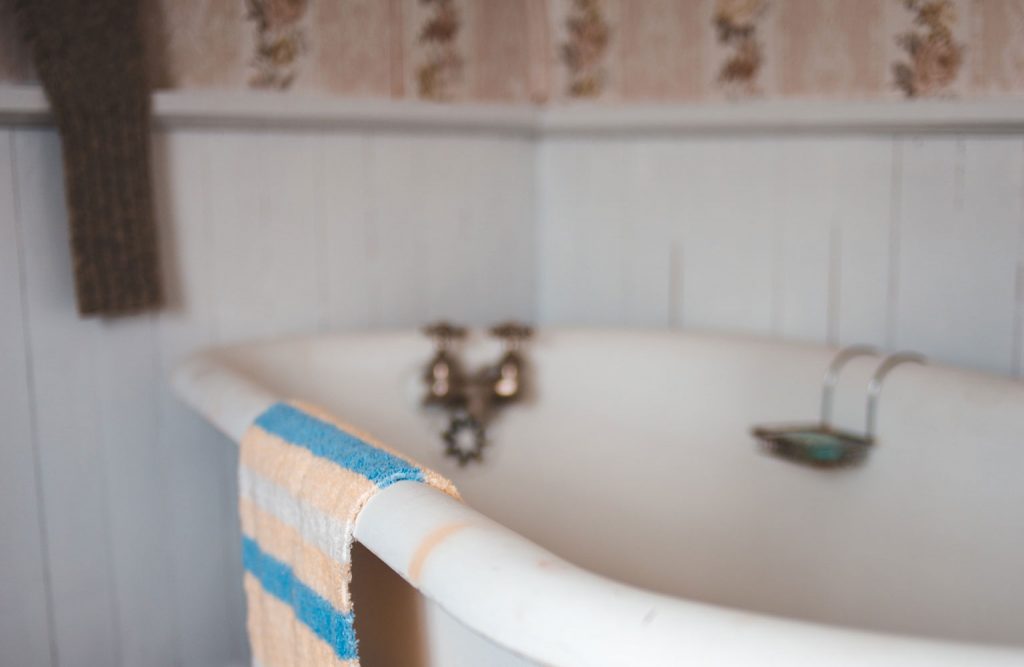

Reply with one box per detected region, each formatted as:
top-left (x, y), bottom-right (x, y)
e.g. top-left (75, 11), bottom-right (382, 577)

top-left (752, 346), bottom-right (926, 468)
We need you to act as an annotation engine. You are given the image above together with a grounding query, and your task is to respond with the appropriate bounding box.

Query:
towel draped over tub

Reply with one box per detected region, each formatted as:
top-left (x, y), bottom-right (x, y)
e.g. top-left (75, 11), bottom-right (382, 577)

top-left (239, 401), bottom-right (458, 666)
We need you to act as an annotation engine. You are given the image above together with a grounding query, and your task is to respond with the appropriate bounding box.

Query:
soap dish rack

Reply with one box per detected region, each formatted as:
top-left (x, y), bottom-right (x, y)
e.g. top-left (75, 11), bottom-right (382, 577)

top-left (752, 346), bottom-right (926, 468)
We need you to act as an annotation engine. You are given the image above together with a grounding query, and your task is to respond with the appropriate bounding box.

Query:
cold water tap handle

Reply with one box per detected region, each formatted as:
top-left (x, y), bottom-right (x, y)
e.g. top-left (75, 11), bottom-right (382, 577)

top-left (489, 321), bottom-right (533, 350)
top-left (422, 321), bottom-right (467, 350)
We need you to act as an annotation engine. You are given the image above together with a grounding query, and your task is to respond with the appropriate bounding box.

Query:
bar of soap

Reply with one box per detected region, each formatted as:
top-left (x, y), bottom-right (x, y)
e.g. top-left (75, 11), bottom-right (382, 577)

top-left (785, 432), bottom-right (846, 461)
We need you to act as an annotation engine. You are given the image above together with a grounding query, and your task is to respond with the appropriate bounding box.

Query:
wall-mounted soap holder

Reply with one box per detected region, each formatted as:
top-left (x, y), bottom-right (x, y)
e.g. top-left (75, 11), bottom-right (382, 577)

top-left (752, 347), bottom-right (926, 468)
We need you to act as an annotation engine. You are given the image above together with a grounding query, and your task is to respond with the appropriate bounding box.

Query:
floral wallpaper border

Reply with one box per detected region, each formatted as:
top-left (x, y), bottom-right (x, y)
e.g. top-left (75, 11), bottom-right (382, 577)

top-left (2, 0), bottom-right (1023, 104)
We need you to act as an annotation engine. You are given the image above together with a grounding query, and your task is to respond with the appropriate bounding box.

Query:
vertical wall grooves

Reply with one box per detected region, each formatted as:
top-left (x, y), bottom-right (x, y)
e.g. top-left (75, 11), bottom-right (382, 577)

top-left (540, 132), bottom-right (1023, 375)
top-left (826, 224), bottom-right (842, 345)
top-left (885, 138), bottom-right (904, 350)
top-left (667, 242), bottom-right (682, 328)
top-left (1013, 139), bottom-right (1024, 378)
top-left (531, 136), bottom-right (546, 324)
top-left (9, 128), bottom-right (60, 667)
top-left (313, 138), bottom-right (330, 332)
top-left (361, 136), bottom-right (382, 327)
top-left (149, 134), bottom-right (184, 666)
top-left (953, 139), bottom-right (967, 213)
top-left (771, 221), bottom-right (785, 335)
top-left (89, 323), bottom-right (126, 667)
top-left (149, 313), bottom-right (183, 667)
top-left (1013, 262), bottom-right (1024, 378)
top-left (199, 137), bottom-right (220, 344)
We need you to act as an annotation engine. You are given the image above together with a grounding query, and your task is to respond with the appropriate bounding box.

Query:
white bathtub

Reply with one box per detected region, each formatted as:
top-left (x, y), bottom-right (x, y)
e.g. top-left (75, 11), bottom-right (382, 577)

top-left (174, 330), bottom-right (1024, 666)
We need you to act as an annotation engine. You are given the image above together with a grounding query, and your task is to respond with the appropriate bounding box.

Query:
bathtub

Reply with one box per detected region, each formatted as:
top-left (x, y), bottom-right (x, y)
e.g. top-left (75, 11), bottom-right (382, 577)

top-left (173, 330), bottom-right (1024, 666)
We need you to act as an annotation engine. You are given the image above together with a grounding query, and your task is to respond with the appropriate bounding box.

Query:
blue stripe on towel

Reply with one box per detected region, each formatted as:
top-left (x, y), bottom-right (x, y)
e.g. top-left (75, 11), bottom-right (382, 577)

top-left (254, 402), bottom-right (424, 487)
top-left (242, 535), bottom-right (357, 660)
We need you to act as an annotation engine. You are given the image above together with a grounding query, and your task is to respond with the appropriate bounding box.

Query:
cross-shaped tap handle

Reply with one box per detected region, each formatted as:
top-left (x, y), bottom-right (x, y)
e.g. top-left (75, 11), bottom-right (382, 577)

top-left (422, 321), bottom-right (467, 349)
top-left (489, 321), bottom-right (533, 341)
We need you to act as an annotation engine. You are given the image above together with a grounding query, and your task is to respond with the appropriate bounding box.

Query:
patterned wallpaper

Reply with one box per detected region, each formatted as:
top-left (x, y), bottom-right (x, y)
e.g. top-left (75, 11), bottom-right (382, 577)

top-left (2, 0), bottom-right (1024, 103)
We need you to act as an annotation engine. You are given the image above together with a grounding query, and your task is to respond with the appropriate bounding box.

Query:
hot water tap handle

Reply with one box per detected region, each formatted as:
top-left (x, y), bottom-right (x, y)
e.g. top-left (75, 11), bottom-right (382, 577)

top-left (489, 321), bottom-right (533, 350)
top-left (421, 322), bottom-right (468, 407)
top-left (422, 321), bottom-right (467, 350)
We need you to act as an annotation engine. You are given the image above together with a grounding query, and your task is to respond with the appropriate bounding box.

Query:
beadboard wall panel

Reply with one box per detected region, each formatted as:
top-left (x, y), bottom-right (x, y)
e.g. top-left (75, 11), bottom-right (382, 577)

top-left (894, 137), bottom-right (1024, 374)
top-left (537, 135), bottom-right (1024, 377)
top-left (831, 139), bottom-right (894, 348)
top-left (13, 129), bottom-right (123, 667)
top-left (0, 130), bottom-right (54, 667)
top-left (0, 126), bottom-right (535, 666)
top-left (95, 315), bottom-right (179, 667)
top-left (152, 130), bottom-right (245, 667)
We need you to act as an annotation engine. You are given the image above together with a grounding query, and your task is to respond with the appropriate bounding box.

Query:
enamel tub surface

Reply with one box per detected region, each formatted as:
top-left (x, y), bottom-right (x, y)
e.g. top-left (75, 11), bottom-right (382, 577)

top-left (174, 330), bottom-right (1024, 666)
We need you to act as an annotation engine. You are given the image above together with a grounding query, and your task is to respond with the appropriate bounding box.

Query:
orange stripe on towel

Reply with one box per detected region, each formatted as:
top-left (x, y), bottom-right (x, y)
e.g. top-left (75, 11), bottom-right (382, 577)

top-left (243, 572), bottom-right (355, 667)
top-left (242, 426), bottom-right (378, 520)
top-left (239, 401), bottom-right (462, 666)
top-left (239, 498), bottom-right (353, 613)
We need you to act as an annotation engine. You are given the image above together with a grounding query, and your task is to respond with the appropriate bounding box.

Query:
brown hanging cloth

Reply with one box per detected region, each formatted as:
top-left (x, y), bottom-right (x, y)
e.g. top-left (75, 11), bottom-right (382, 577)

top-left (15, 0), bottom-right (161, 315)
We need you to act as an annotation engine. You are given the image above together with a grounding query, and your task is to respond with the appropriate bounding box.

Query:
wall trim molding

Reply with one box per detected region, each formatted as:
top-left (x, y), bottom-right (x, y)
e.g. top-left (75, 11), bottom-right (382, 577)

top-left (3, 85), bottom-right (1024, 135)
top-left (0, 86), bottom-right (542, 136)
top-left (540, 100), bottom-right (1024, 135)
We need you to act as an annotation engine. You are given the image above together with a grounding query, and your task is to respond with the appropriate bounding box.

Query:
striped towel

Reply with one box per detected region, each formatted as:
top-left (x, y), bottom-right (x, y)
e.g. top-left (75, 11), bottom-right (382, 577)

top-left (238, 401), bottom-right (458, 666)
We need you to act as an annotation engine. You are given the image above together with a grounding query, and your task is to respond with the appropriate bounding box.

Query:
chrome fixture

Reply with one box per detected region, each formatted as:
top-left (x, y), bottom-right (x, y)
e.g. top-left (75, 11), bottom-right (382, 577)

top-left (865, 352), bottom-right (927, 439)
top-left (485, 321), bottom-right (532, 405)
top-left (820, 345), bottom-right (879, 427)
top-left (752, 347), bottom-right (926, 468)
top-left (421, 321), bottom-right (533, 466)
top-left (422, 322), bottom-right (468, 407)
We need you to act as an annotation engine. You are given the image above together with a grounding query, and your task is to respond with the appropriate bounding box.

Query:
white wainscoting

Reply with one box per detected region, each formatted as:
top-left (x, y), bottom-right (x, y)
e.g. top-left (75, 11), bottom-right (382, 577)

top-left (0, 125), bottom-right (535, 667)
top-left (1, 95), bottom-right (1023, 667)
top-left (538, 135), bottom-right (1024, 377)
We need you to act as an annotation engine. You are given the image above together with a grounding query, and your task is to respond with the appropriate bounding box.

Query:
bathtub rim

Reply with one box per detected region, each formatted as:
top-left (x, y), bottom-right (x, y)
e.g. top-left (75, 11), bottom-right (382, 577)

top-left (171, 333), bottom-right (1024, 667)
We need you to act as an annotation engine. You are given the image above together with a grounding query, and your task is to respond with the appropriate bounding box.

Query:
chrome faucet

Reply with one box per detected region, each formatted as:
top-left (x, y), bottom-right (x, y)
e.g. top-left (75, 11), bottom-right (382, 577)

top-left (422, 322), bottom-right (468, 407)
top-left (421, 321), bottom-right (533, 465)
